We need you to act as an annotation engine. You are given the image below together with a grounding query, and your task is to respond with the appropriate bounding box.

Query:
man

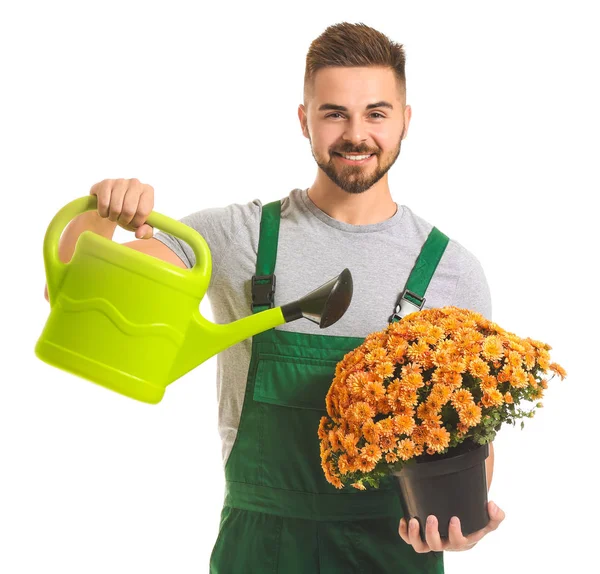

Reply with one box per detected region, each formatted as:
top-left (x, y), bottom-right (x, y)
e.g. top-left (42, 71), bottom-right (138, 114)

top-left (45, 21), bottom-right (505, 573)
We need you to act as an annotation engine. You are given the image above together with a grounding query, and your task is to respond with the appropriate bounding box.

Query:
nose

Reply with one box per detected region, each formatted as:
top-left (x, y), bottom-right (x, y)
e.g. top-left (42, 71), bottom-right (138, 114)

top-left (341, 116), bottom-right (368, 145)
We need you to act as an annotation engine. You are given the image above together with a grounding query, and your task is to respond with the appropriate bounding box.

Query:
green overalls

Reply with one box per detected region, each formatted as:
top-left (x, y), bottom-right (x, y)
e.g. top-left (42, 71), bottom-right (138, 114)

top-left (209, 200), bottom-right (450, 573)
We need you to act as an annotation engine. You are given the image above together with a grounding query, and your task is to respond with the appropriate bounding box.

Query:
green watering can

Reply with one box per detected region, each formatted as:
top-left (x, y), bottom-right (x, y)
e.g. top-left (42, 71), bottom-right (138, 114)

top-left (36, 196), bottom-right (353, 404)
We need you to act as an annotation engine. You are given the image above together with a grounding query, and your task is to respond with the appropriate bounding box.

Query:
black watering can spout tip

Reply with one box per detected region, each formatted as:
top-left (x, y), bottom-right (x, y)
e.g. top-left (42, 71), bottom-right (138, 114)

top-left (280, 268), bottom-right (353, 328)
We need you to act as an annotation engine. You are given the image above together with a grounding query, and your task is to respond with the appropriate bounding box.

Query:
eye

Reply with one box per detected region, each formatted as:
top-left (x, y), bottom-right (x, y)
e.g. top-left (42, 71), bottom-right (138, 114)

top-left (325, 112), bottom-right (385, 119)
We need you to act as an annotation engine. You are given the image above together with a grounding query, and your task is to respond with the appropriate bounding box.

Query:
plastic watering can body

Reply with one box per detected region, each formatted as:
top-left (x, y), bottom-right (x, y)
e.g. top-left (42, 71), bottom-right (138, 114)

top-left (36, 197), bottom-right (353, 404)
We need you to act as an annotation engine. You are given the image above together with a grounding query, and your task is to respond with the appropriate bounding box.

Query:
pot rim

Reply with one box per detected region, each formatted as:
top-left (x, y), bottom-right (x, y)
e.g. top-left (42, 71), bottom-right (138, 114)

top-left (394, 441), bottom-right (489, 478)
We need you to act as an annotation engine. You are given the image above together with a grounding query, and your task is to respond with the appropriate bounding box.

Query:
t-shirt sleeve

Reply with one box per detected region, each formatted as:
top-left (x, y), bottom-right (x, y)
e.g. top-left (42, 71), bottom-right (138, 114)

top-left (452, 252), bottom-right (493, 321)
top-left (152, 200), bottom-right (261, 276)
top-left (152, 209), bottom-right (218, 270)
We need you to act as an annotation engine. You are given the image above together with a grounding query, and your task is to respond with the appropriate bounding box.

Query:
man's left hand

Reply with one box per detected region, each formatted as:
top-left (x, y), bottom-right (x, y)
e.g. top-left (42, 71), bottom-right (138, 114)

top-left (398, 501), bottom-right (505, 552)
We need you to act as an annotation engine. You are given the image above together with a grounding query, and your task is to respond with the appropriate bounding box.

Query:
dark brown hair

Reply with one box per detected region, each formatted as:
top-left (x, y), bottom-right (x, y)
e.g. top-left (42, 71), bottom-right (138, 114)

top-left (304, 22), bottom-right (407, 106)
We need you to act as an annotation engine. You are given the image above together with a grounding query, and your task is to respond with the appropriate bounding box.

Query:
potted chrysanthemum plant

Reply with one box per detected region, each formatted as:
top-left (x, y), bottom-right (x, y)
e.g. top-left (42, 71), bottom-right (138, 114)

top-left (318, 306), bottom-right (566, 541)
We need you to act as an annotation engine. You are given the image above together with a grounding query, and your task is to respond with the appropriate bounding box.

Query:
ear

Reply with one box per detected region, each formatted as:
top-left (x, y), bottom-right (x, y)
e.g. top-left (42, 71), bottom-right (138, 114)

top-left (298, 104), bottom-right (309, 139)
top-left (402, 104), bottom-right (412, 140)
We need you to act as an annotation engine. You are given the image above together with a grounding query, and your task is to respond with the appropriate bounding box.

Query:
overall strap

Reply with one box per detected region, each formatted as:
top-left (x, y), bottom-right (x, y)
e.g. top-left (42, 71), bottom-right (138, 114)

top-left (389, 226), bottom-right (450, 323)
top-left (251, 200), bottom-right (281, 313)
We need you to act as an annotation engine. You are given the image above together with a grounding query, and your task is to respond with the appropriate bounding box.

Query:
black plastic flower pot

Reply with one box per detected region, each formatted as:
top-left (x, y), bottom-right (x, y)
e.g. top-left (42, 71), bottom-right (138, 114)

top-left (393, 439), bottom-right (490, 542)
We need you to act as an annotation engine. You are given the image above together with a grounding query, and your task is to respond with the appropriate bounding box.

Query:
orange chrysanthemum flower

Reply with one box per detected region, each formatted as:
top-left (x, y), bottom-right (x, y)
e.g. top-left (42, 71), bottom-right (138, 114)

top-left (364, 347), bottom-right (388, 365)
top-left (361, 419), bottom-right (379, 444)
top-left (357, 455), bottom-right (377, 473)
top-left (346, 371), bottom-right (371, 399)
top-left (385, 452), bottom-right (399, 463)
top-left (537, 349), bottom-right (551, 371)
top-left (373, 361), bottom-right (395, 380)
top-left (432, 369), bottom-right (463, 389)
top-left (549, 362), bottom-right (567, 380)
top-left (394, 403), bottom-right (415, 418)
top-left (332, 429), bottom-right (346, 452)
top-left (398, 388), bottom-right (418, 406)
top-left (459, 403), bottom-right (482, 427)
top-left (531, 387), bottom-right (544, 401)
top-left (410, 424), bottom-right (429, 446)
top-left (401, 363), bottom-right (423, 377)
top-left (427, 394), bottom-right (444, 412)
top-left (374, 417), bottom-right (395, 437)
top-left (341, 433), bottom-right (359, 457)
top-left (482, 335), bottom-right (504, 362)
top-left (524, 352), bottom-right (537, 370)
top-left (507, 350), bottom-right (523, 369)
top-left (430, 383), bottom-right (452, 403)
top-left (337, 454), bottom-right (351, 475)
top-left (480, 374), bottom-right (499, 391)
top-left (481, 389), bottom-right (504, 408)
top-left (318, 416), bottom-right (329, 440)
top-left (426, 427), bottom-right (451, 453)
top-left (364, 381), bottom-right (386, 403)
top-left (348, 401), bottom-right (376, 425)
top-left (468, 357), bottom-right (490, 378)
top-left (393, 414), bottom-right (416, 436)
top-left (417, 402), bottom-right (436, 421)
top-left (402, 371), bottom-right (425, 390)
top-left (361, 443), bottom-right (383, 464)
top-left (379, 434), bottom-right (398, 453)
top-left (510, 366), bottom-right (529, 388)
top-left (451, 389), bottom-right (473, 411)
top-left (397, 438), bottom-right (417, 460)
top-left (406, 339), bottom-right (430, 363)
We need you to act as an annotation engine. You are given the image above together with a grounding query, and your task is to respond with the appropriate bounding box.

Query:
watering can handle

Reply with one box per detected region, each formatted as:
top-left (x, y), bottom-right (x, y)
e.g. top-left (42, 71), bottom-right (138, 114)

top-left (44, 196), bottom-right (212, 305)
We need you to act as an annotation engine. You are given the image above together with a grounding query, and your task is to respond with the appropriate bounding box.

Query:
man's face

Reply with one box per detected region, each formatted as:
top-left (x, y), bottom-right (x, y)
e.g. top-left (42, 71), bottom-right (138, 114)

top-left (299, 66), bottom-right (411, 194)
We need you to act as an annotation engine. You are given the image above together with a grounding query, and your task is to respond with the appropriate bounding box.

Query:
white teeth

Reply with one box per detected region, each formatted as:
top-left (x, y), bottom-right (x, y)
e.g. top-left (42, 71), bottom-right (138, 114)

top-left (341, 154), bottom-right (372, 161)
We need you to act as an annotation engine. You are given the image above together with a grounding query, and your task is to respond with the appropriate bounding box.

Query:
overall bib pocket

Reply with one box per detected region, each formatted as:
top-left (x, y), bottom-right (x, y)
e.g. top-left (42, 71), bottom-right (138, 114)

top-left (252, 352), bottom-right (339, 493)
top-left (253, 353), bottom-right (338, 411)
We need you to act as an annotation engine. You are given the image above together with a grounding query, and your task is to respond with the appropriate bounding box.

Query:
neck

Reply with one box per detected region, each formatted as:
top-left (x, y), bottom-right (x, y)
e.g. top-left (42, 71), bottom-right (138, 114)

top-left (307, 174), bottom-right (397, 225)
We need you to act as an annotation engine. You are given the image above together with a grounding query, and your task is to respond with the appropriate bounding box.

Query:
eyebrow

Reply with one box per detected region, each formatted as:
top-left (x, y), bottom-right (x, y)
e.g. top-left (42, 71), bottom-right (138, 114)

top-left (318, 101), bottom-right (394, 112)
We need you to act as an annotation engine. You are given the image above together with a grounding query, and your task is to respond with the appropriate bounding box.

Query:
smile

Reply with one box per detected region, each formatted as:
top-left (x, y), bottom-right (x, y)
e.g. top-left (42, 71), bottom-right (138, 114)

top-left (334, 153), bottom-right (375, 165)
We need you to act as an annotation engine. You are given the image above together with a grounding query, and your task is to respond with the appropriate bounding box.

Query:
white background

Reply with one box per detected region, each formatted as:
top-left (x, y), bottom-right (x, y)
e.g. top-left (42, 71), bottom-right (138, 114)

top-left (1, 1), bottom-right (598, 572)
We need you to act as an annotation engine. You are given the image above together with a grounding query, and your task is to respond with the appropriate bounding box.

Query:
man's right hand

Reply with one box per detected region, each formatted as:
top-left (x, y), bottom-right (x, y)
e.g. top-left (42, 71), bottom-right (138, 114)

top-left (90, 178), bottom-right (155, 239)
top-left (43, 177), bottom-right (187, 303)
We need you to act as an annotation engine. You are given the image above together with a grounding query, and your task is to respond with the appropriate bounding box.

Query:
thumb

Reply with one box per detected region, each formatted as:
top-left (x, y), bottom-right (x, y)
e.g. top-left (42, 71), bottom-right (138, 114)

top-left (135, 224), bottom-right (154, 239)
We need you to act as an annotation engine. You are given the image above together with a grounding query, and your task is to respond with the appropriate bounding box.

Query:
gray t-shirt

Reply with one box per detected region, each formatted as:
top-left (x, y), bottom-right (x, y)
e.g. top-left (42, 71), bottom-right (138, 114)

top-left (154, 187), bottom-right (492, 467)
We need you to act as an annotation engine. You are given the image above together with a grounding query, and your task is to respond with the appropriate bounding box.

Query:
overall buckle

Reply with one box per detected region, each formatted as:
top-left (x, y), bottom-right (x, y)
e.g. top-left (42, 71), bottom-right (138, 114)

top-left (251, 274), bottom-right (276, 311)
top-left (389, 289), bottom-right (426, 323)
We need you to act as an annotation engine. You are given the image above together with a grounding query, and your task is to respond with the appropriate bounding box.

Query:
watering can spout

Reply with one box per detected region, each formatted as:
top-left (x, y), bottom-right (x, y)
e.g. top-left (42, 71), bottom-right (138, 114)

top-left (169, 267), bottom-right (354, 383)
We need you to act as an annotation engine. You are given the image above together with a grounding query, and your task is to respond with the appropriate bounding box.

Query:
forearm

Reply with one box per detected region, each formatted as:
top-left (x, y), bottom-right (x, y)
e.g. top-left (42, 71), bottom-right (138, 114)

top-left (58, 211), bottom-right (118, 262)
top-left (44, 211), bottom-right (118, 301)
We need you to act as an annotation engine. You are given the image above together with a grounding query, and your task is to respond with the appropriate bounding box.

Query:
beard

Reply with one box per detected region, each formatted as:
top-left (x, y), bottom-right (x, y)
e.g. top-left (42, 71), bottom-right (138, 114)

top-left (307, 127), bottom-right (405, 195)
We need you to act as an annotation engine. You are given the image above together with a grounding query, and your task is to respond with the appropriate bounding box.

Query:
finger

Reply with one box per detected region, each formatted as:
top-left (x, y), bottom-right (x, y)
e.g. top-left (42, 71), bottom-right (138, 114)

top-left (108, 178), bottom-right (128, 222)
top-left (447, 516), bottom-right (469, 549)
top-left (398, 518), bottom-right (409, 544)
top-left (486, 501), bottom-right (506, 532)
top-left (90, 179), bottom-right (113, 218)
top-left (118, 178), bottom-right (143, 228)
top-left (408, 518), bottom-right (430, 553)
top-left (424, 515), bottom-right (445, 552)
top-left (135, 223), bottom-right (154, 239)
top-left (449, 514), bottom-right (492, 551)
top-left (130, 187), bottom-right (154, 230)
